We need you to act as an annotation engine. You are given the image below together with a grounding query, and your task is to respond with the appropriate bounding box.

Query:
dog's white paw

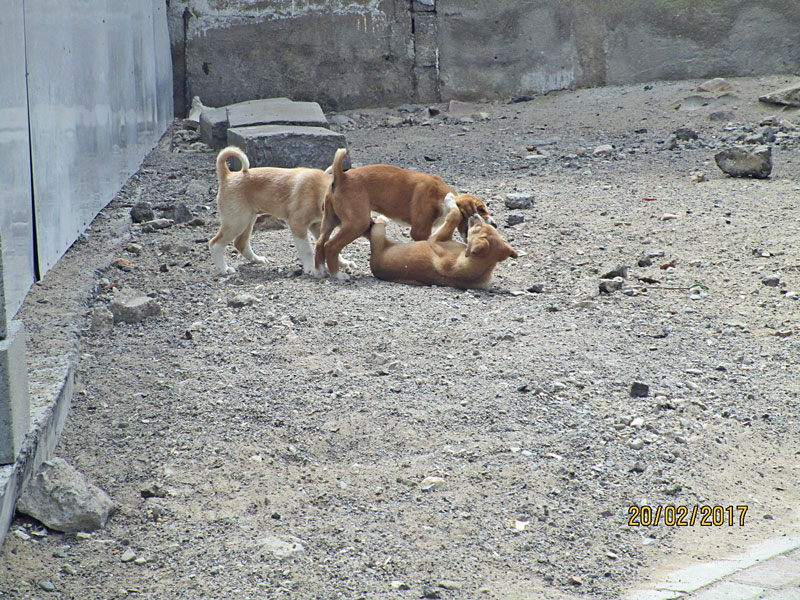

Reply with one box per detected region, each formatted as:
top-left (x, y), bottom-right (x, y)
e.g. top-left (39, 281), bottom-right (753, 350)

top-left (251, 255), bottom-right (268, 265)
top-left (339, 258), bottom-right (357, 271)
top-left (335, 271), bottom-right (351, 281)
top-left (216, 265), bottom-right (236, 275)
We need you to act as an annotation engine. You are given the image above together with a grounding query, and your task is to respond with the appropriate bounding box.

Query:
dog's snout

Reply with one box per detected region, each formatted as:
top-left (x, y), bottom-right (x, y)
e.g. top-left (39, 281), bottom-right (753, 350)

top-left (486, 215), bottom-right (497, 227)
top-left (469, 214), bottom-right (485, 226)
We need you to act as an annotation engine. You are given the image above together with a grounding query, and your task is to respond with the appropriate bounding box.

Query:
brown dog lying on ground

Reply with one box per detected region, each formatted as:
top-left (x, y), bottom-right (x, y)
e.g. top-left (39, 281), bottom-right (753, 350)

top-left (209, 146), bottom-right (351, 276)
top-left (367, 206), bottom-right (517, 289)
top-left (314, 148), bottom-right (495, 280)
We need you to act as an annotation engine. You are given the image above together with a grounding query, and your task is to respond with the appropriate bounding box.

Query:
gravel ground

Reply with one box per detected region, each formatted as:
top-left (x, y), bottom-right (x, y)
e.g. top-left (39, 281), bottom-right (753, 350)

top-left (2, 74), bottom-right (800, 600)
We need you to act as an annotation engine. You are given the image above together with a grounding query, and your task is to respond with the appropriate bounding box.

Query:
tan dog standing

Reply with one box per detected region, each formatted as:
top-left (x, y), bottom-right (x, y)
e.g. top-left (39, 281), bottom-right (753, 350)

top-left (209, 146), bottom-right (343, 276)
top-left (314, 148), bottom-right (495, 280)
top-left (367, 206), bottom-right (517, 289)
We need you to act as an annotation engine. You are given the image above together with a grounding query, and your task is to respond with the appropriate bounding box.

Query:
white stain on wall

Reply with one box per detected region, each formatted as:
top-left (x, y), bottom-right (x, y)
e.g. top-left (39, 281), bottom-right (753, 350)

top-left (179, 0), bottom-right (388, 39)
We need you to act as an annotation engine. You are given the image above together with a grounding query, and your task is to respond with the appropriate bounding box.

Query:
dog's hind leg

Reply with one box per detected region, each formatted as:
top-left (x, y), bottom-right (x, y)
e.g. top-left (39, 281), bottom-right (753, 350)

top-left (323, 217), bottom-right (370, 280)
top-left (289, 221), bottom-right (318, 276)
top-left (233, 216), bottom-right (268, 267)
top-left (314, 198), bottom-right (340, 276)
top-left (209, 214), bottom-right (254, 275)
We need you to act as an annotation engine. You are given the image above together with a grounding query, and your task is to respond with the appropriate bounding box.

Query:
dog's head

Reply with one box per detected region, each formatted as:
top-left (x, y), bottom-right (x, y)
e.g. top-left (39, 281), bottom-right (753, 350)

top-left (464, 215), bottom-right (518, 262)
top-left (454, 194), bottom-right (495, 239)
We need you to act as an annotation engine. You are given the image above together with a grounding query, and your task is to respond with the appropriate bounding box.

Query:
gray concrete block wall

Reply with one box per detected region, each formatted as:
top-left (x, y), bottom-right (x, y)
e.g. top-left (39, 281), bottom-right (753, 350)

top-left (169, 0), bottom-right (800, 114)
top-left (0, 321), bottom-right (29, 465)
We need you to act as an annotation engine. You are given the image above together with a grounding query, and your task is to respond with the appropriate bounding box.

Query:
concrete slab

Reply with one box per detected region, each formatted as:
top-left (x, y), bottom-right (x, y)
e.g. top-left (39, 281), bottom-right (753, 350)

top-left (0, 355), bottom-right (73, 549)
top-left (226, 98), bottom-right (326, 129)
top-left (656, 560), bottom-right (750, 593)
top-left (624, 589), bottom-right (685, 600)
top-left (199, 106), bottom-right (229, 150)
top-left (227, 125), bottom-right (348, 170)
top-left (729, 556), bottom-right (800, 588)
top-left (0, 320), bottom-right (29, 464)
top-left (760, 588), bottom-right (800, 600)
top-left (687, 581), bottom-right (765, 600)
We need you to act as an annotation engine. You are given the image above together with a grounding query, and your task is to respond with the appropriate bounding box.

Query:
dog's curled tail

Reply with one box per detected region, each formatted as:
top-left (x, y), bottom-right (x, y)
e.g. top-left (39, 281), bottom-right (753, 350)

top-left (328, 148), bottom-right (347, 189)
top-left (216, 146), bottom-right (250, 181)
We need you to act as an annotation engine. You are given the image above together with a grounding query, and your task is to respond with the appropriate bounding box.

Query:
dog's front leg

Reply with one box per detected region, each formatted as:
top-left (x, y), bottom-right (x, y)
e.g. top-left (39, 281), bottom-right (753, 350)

top-left (429, 207), bottom-right (461, 243)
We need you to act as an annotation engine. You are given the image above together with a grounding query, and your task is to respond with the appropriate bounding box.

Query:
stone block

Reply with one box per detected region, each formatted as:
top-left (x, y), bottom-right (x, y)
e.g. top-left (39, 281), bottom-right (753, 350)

top-left (0, 320), bottom-right (29, 464)
top-left (688, 581), bottom-right (766, 600)
top-left (199, 106), bottom-right (229, 149)
top-left (227, 125), bottom-right (349, 170)
top-left (226, 98), bottom-right (327, 129)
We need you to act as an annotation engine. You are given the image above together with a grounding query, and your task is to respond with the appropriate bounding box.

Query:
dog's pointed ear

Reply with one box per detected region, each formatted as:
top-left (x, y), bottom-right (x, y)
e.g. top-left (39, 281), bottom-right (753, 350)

top-left (466, 237), bottom-right (488, 258)
top-left (505, 243), bottom-right (519, 260)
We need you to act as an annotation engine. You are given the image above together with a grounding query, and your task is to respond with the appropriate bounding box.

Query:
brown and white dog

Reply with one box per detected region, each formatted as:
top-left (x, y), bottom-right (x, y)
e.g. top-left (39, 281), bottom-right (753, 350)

top-left (367, 206), bottom-right (517, 290)
top-left (314, 148), bottom-right (495, 280)
top-left (209, 146), bottom-right (349, 276)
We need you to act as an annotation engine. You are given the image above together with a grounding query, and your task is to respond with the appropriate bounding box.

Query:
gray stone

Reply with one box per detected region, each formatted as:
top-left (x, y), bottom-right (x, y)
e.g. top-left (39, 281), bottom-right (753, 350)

top-left (173, 202), bottom-right (193, 224)
top-left (185, 180), bottom-right (210, 198)
top-left (227, 125), bottom-right (348, 170)
top-left (328, 114), bottom-right (355, 128)
top-left (528, 283), bottom-right (545, 293)
top-left (709, 110), bottom-right (736, 122)
top-left (630, 382), bottom-right (650, 398)
top-left (759, 84), bottom-right (800, 107)
top-left (130, 202), bottom-right (155, 224)
top-left (673, 127), bottom-right (698, 141)
top-left (16, 458), bottom-right (114, 533)
top-left (89, 307), bottom-right (114, 334)
top-left (601, 265), bottom-right (628, 279)
top-left (199, 107), bottom-right (229, 149)
top-left (39, 581), bottom-right (56, 592)
top-left (507, 211), bottom-right (525, 226)
top-left (120, 548), bottom-right (137, 562)
top-left (762, 275), bottom-right (780, 287)
top-left (638, 249), bottom-right (665, 267)
top-left (256, 534), bottom-right (305, 560)
top-left (697, 77), bottom-right (734, 93)
top-left (226, 98), bottom-right (327, 130)
top-left (140, 218), bottom-right (174, 232)
top-left (715, 145), bottom-right (772, 179)
top-left (599, 277), bottom-right (624, 294)
top-left (505, 192), bottom-right (534, 210)
top-left (593, 144), bottom-right (615, 157)
top-left (228, 294), bottom-right (258, 308)
top-left (109, 296), bottom-right (161, 324)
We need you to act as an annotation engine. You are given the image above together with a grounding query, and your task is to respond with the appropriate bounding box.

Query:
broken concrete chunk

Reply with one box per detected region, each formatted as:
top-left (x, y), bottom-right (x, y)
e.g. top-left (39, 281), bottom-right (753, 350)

top-left (697, 78), bottom-right (734, 93)
top-left (714, 145), bottom-right (772, 179)
top-left (758, 83), bottom-right (800, 107)
top-left (226, 98), bottom-right (327, 129)
top-left (109, 295), bottom-right (162, 324)
top-left (16, 458), bottom-right (114, 533)
top-left (227, 125), bottom-right (349, 170)
top-left (199, 107), bottom-right (229, 150)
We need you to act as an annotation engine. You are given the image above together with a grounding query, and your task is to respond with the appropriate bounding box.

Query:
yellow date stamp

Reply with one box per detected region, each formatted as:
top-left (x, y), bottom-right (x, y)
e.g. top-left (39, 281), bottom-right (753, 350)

top-left (628, 505), bottom-right (748, 527)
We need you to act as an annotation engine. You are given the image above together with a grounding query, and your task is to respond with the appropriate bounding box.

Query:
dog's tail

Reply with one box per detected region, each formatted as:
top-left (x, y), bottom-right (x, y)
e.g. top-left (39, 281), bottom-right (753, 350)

top-left (216, 146), bottom-right (250, 181)
top-left (327, 148), bottom-right (347, 190)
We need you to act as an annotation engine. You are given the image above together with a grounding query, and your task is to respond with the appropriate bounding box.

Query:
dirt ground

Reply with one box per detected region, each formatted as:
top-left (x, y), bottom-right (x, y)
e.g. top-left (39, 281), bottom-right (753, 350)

top-left (2, 74), bottom-right (800, 600)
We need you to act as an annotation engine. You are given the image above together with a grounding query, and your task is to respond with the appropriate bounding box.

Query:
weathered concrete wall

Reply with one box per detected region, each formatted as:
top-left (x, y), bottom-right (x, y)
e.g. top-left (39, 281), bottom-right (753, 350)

top-left (169, 0), bottom-right (800, 114)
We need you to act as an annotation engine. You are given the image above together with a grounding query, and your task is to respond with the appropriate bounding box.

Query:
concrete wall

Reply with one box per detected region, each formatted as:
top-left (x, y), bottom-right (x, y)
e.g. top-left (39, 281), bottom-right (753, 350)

top-left (0, 0), bottom-right (173, 321)
top-left (169, 0), bottom-right (800, 114)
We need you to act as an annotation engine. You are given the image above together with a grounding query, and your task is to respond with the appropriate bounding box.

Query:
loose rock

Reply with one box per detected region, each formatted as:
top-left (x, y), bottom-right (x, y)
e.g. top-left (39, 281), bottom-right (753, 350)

top-left (109, 295), bottom-right (162, 324)
top-left (16, 458), bottom-right (114, 533)
top-left (504, 192), bottom-right (535, 210)
top-left (130, 202), bottom-right (155, 223)
top-left (714, 145), bottom-right (772, 179)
